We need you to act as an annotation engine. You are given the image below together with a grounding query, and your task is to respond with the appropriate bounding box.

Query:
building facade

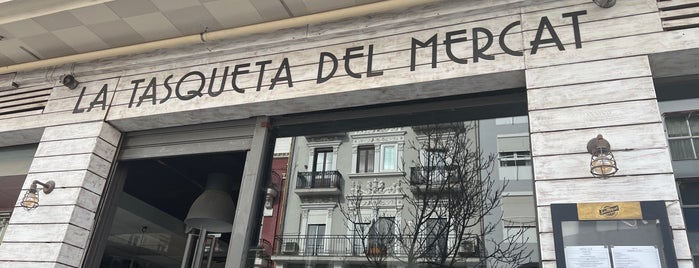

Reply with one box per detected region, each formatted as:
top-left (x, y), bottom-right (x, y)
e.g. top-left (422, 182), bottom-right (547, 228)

top-left (273, 118), bottom-right (539, 267)
top-left (0, 0), bottom-right (697, 267)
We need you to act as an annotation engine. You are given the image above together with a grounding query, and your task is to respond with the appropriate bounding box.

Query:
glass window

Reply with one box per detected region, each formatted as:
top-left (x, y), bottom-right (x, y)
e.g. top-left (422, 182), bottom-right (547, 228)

top-left (356, 146), bottom-right (374, 173)
top-left (503, 196), bottom-right (538, 244)
top-left (313, 148), bottom-right (333, 173)
top-left (678, 180), bottom-right (699, 259)
top-left (665, 113), bottom-right (699, 160)
top-left (498, 151), bottom-right (533, 180)
top-left (306, 224), bottom-right (326, 256)
top-left (425, 218), bottom-right (448, 258)
top-left (381, 145), bottom-right (397, 171)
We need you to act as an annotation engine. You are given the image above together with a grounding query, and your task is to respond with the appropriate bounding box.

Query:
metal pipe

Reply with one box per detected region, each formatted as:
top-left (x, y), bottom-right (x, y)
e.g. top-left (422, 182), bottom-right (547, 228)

top-left (181, 233), bottom-right (195, 268)
top-left (193, 228), bottom-right (207, 268)
top-left (0, 0), bottom-right (440, 75)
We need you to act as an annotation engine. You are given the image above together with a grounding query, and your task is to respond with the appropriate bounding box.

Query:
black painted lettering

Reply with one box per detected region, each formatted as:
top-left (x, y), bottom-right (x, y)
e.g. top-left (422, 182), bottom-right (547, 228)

top-left (499, 21), bottom-right (524, 56)
top-left (410, 34), bottom-right (438, 71)
top-left (562, 10), bottom-right (587, 49)
top-left (366, 45), bottom-right (384, 77)
top-left (255, 60), bottom-right (272, 91)
top-left (530, 16), bottom-right (565, 55)
top-left (444, 29), bottom-right (469, 64)
top-left (317, 52), bottom-right (338, 84)
top-left (270, 58), bottom-right (293, 90)
top-left (161, 75), bottom-right (173, 104)
top-left (87, 84), bottom-right (108, 112)
top-left (343, 46), bottom-right (364, 79)
top-left (209, 66), bottom-right (228, 97)
top-left (176, 71), bottom-right (205, 100)
top-left (128, 79), bottom-right (145, 108)
top-left (472, 27), bottom-right (494, 63)
top-left (72, 86), bottom-right (87, 113)
top-left (232, 63), bottom-right (249, 93)
top-left (207, 68), bottom-right (218, 96)
top-left (137, 78), bottom-right (157, 107)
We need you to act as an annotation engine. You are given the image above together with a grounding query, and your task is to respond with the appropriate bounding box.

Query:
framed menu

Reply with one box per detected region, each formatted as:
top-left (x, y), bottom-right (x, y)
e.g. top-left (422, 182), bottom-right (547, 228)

top-left (611, 246), bottom-right (662, 268)
top-left (564, 246), bottom-right (611, 268)
top-left (551, 201), bottom-right (677, 268)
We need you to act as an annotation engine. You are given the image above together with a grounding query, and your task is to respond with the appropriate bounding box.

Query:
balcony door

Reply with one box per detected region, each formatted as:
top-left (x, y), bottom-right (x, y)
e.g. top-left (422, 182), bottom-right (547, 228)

top-left (312, 148), bottom-right (333, 187)
top-left (306, 224), bottom-right (326, 256)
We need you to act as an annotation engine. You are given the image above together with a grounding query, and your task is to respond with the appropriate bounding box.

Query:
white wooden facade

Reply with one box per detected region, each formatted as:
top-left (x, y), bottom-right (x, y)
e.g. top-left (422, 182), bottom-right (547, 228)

top-left (1, 0), bottom-right (698, 267)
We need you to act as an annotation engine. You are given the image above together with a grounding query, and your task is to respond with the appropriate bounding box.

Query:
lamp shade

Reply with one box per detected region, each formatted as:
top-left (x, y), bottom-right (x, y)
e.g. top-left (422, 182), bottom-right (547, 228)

top-left (185, 173), bottom-right (235, 233)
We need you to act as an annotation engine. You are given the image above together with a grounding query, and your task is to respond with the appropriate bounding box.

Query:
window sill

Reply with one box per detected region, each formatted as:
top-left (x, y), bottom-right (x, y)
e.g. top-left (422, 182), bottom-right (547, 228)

top-left (348, 172), bottom-right (405, 179)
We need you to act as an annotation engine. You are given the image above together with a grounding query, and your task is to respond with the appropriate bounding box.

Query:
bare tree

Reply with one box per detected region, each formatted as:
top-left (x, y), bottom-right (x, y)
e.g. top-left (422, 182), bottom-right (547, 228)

top-left (341, 122), bottom-right (533, 268)
top-left (340, 189), bottom-right (394, 267)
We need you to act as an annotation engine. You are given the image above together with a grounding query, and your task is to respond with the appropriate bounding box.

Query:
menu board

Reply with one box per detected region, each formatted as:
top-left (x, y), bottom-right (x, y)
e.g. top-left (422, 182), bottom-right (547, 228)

top-left (611, 246), bottom-right (662, 268)
top-left (564, 246), bottom-right (612, 268)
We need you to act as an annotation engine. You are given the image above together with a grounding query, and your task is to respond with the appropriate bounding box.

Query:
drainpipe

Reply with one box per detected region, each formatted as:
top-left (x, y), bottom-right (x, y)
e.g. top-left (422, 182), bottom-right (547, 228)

top-left (0, 0), bottom-right (440, 75)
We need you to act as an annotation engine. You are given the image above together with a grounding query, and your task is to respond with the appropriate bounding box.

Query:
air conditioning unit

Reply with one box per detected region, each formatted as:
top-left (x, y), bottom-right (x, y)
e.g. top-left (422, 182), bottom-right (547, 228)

top-left (281, 242), bottom-right (299, 255)
top-left (458, 240), bottom-right (478, 257)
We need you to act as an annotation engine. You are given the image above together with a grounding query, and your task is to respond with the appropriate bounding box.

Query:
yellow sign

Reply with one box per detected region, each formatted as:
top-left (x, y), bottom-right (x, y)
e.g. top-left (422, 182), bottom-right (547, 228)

top-left (577, 202), bottom-right (643, 220)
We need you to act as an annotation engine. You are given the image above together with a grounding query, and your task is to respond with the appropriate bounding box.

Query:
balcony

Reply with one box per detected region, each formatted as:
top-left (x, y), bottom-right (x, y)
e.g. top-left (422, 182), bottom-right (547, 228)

top-left (271, 235), bottom-right (482, 259)
top-left (294, 171), bottom-right (342, 197)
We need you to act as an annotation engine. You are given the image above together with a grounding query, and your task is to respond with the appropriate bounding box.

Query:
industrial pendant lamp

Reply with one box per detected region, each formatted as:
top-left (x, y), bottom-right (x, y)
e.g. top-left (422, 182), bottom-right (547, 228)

top-left (183, 173), bottom-right (235, 268)
top-left (587, 134), bottom-right (618, 178)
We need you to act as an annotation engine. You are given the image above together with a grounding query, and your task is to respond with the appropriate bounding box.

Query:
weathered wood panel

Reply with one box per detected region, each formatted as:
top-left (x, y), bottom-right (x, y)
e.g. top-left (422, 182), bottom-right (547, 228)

top-left (537, 206), bottom-right (552, 233)
top-left (668, 200), bottom-right (687, 229)
top-left (539, 232), bottom-right (555, 260)
top-left (522, 12), bottom-right (662, 52)
top-left (36, 138), bottom-right (116, 161)
top-left (527, 77), bottom-right (657, 111)
top-left (533, 148), bottom-right (673, 180)
top-left (526, 56), bottom-right (651, 89)
top-left (23, 170), bottom-right (105, 195)
top-left (41, 122), bottom-right (113, 142)
top-left (534, 174), bottom-right (679, 205)
top-left (28, 154), bottom-right (112, 178)
top-left (529, 99), bottom-right (661, 133)
top-left (663, 16), bottom-right (699, 29)
top-left (658, 0), bottom-right (699, 9)
top-left (524, 27), bottom-right (699, 69)
top-left (12, 188), bottom-right (100, 212)
top-left (0, 262), bottom-right (73, 268)
top-left (0, 109), bottom-right (42, 120)
top-left (530, 123), bottom-right (668, 156)
top-left (2, 224), bottom-right (89, 248)
top-left (9, 205), bottom-right (94, 230)
top-left (674, 229), bottom-right (693, 260)
top-left (0, 242), bottom-right (82, 267)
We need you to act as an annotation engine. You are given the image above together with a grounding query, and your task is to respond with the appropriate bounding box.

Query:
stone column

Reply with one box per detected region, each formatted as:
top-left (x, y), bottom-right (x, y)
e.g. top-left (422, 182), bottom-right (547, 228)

top-left (526, 56), bottom-right (691, 267)
top-left (227, 117), bottom-right (272, 268)
top-left (0, 122), bottom-right (120, 267)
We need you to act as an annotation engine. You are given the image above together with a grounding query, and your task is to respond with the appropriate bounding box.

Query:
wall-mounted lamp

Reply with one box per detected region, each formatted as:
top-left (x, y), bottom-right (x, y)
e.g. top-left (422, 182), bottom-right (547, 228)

top-left (60, 74), bottom-right (79, 90)
top-left (593, 0), bottom-right (616, 8)
top-left (587, 134), bottom-right (618, 178)
top-left (20, 180), bottom-right (55, 210)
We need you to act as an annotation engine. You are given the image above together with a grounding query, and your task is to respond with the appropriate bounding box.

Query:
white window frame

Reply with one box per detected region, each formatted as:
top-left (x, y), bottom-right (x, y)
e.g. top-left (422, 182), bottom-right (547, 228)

top-left (380, 144), bottom-right (398, 172)
top-left (348, 128), bottom-right (405, 176)
top-left (664, 112), bottom-right (699, 160)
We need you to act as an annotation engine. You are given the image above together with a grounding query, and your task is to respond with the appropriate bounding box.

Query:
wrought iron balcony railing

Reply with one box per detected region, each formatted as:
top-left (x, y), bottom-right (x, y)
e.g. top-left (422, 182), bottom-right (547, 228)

top-left (272, 234), bottom-right (482, 259)
top-left (296, 171), bottom-right (342, 190)
top-left (274, 235), bottom-right (396, 257)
